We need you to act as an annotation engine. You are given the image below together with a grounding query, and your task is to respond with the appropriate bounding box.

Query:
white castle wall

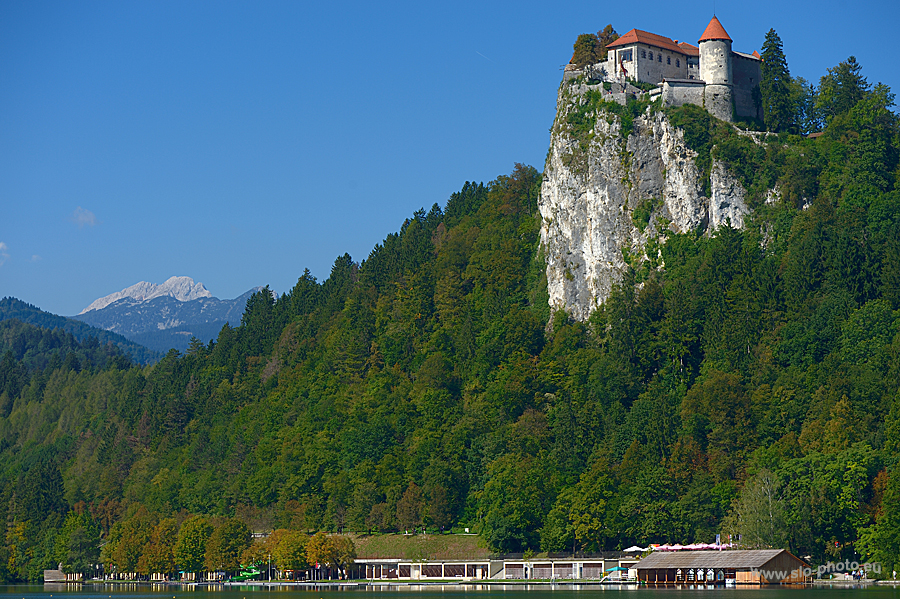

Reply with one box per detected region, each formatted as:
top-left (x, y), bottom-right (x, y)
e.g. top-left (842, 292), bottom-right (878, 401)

top-left (699, 38), bottom-right (732, 85)
top-left (700, 39), bottom-right (733, 121)
top-left (661, 80), bottom-right (706, 108)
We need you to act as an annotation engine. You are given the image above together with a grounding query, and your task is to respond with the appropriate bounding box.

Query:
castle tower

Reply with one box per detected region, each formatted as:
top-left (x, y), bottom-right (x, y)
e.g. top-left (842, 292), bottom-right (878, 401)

top-left (699, 16), bottom-right (733, 121)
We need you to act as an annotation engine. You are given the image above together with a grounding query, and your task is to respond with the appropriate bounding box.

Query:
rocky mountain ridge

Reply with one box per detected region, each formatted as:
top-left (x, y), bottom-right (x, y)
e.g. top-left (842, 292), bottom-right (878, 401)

top-left (72, 279), bottom-right (264, 353)
top-left (79, 276), bottom-right (212, 314)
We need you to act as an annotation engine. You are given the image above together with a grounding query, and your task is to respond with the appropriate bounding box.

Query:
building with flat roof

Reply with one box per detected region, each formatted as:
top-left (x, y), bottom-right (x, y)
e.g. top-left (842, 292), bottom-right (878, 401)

top-left (351, 555), bottom-right (641, 581)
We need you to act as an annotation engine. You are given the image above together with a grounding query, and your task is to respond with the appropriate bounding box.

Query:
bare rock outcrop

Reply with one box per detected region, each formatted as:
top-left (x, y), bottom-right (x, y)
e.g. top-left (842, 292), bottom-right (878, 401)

top-left (539, 82), bottom-right (749, 320)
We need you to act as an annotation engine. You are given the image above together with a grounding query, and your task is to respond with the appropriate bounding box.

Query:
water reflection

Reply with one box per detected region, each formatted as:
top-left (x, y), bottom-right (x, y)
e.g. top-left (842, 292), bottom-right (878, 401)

top-left (3, 580), bottom-right (889, 599)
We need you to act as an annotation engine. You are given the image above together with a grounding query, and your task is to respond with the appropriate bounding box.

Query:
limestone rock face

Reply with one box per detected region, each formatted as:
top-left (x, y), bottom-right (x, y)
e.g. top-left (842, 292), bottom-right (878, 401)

top-left (709, 160), bottom-right (750, 229)
top-left (79, 276), bottom-right (212, 314)
top-left (539, 82), bottom-right (749, 320)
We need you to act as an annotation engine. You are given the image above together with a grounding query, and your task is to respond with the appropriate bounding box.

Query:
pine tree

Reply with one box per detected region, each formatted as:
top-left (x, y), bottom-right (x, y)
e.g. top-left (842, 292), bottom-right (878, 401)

top-left (760, 29), bottom-right (795, 133)
top-left (816, 56), bottom-right (869, 125)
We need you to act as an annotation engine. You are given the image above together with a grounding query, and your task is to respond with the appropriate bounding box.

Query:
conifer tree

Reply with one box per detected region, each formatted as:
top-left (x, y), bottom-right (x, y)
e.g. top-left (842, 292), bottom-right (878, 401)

top-left (760, 29), bottom-right (795, 132)
top-left (817, 56), bottom-right (869, 125)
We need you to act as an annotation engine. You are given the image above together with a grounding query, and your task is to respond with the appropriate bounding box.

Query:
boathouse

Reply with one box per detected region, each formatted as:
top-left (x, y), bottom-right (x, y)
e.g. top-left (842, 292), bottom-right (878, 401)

top-left (634, 549), bottom-right (809, 584)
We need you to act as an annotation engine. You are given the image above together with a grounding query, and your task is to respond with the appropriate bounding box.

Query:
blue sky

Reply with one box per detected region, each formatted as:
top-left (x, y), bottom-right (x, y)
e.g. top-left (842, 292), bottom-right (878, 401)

top-left (2, 0), bottom-right (898, 316)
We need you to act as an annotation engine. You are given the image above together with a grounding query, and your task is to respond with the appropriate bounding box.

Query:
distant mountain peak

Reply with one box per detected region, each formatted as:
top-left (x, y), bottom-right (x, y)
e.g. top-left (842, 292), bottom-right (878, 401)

top-left (79, 276), bottom-right (213, 314)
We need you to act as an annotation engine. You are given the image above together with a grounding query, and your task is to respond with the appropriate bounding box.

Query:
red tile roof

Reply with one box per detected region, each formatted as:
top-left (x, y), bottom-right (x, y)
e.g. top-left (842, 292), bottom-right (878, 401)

top-left (698, 16), bottom-right (731, 42)
top-left (678, 42), bottom-right (699, 57)
top-left (606, 28), bottom-right (690, 56)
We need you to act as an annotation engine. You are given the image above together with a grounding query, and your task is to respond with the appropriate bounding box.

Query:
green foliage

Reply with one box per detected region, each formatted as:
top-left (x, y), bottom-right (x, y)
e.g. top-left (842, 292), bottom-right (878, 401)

top-left (603, 96), bottom-right (655, 141)
top-left (175, 515), bottom-right (212, 574)
top-left (721, 469), bottom-right (787, 549)
top-left (631, 197), bottom-right (661, 232)
top-left (571, 34), bottom-right (603, 70)
top-left (541, 463), bottom-right (613, 552)
top-left (106, 505), bottom-right (154, 574)
top-left (791, 76), bottom-right (822, 135)
top-left (56, 511), bottom-right (100, 576)
top-left (205, 518), bottom-right (251, 574)
top-left (817, 56), bottom-right (870, 127)
top-left (667, 103), bottom-right (713, 196)
top-left (0, 297), bottom-right (159, 364)
top-left (760, 29), bottom-right (796, 133)
top-left (569, 25), bottom-right (618, 69)
top-left (563, 90), bottom-right (653, 164)
top-left (141, 518), bottom-right (177, 576)
top-left (272, 529), bottom-right (309, 571)
top-left (597, 25), bottom-right (619, 58)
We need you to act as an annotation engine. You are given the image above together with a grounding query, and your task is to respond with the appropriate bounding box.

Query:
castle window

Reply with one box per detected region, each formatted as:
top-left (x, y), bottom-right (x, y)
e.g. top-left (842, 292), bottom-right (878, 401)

top-left (621, 49), bottom-right (632, 61)
top-left (676, 59), bottom-right (680, 67)
top-left (658, 54), bottom-right (662, 62)
top-left (648, 51), bottom-right (652, 60)
top-left (641, 50), bottom-right (646, 58)
top-left (667, 56), bottom-right (671, 65)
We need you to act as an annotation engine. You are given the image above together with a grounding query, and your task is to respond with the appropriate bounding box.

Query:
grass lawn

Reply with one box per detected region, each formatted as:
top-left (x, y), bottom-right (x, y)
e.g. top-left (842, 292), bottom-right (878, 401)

top-left (352, 533), bottom-right (490, 560)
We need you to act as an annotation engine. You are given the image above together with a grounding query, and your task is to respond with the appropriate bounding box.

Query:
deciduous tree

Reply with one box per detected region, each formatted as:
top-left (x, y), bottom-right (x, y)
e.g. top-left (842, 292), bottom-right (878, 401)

top-left (204, 518), bottom-right (251, 575)
top-left (721, 469), bottom-right (787, 549)
top-left (174, 515), bottom-right (212, 576)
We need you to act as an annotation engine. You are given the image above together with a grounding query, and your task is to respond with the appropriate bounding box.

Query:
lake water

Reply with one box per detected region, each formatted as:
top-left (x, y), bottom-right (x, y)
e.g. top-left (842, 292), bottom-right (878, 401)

top-left (4, 583), bottom-right (900, 599)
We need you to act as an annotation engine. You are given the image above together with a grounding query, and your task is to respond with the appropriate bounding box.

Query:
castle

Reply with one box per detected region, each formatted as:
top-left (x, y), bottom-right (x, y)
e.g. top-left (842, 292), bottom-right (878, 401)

top-left (586, 16), bottom-right (762, 122)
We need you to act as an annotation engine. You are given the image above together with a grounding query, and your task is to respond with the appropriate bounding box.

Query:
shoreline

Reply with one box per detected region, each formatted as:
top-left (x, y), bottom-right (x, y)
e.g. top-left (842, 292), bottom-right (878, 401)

top-left (49, 580), bottom-right (639, 588)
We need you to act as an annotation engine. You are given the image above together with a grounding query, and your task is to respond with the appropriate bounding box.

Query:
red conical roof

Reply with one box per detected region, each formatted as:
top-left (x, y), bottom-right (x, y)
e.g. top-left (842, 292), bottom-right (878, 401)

top-left (699, 16), bottom-right (732, 42)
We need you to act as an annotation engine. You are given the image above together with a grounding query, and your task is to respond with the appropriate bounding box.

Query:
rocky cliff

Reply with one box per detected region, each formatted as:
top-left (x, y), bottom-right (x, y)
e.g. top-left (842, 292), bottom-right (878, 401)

top-left (539, 81), bottom-right (750, 320)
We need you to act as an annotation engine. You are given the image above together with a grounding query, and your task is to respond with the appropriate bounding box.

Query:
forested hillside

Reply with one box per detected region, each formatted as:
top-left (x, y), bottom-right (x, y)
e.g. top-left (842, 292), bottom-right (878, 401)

top-left (0, 298), bottom-right (161, 365)
top-left (0, 53), bottom-right (898, 582)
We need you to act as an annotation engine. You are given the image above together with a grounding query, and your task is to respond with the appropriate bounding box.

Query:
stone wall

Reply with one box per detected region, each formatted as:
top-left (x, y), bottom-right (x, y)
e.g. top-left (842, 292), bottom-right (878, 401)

top-left (732, 53), bottom-right (762, 119)
top-left (661, 80), bottom-right (706, 109)
top-left (700, 39), bottom-right (732, 85)
top-left (704, 83), bottom-right (733, 122)
top-left (606, 45), bottom-right (690, 84)
top-left (639, 47), bottom-right (686, 83)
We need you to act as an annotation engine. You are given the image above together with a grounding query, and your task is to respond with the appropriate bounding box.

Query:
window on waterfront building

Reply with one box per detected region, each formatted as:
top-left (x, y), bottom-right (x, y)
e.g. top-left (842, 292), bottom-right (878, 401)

top-left (648, 51), bottom-right (652, 60)
top-left (667, 56), bottom-right (671, 64)
top-left (621, 49), bottom-right (632, 61)
top-left (641, 50), bottom-right (646, 58)
top-left (676, 59), bottom-right (680, 67)
top-left (658, 54), bottom-right (662, 62)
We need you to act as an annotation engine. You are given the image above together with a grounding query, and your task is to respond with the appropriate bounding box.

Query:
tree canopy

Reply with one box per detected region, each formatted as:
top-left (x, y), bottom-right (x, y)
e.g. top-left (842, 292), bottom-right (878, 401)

top-left (570, 25), bottom-right (618, 69)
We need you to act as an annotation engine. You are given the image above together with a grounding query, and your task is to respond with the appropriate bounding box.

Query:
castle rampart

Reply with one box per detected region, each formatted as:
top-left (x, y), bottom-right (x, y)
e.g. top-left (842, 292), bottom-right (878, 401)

top-left (586, 16), bottom-right (761, 122)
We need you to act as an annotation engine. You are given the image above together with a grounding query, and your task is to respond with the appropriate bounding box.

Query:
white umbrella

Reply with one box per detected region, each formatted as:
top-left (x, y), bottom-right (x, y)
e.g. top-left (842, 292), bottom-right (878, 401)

top-left (623, 546), bottom-right (646, 552)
